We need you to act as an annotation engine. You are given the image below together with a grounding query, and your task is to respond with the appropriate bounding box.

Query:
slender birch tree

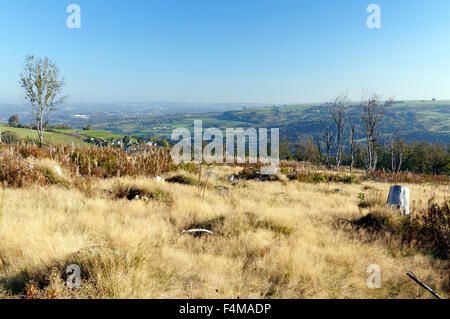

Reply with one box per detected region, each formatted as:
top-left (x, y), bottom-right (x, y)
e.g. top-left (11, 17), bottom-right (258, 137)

top-left (20, 55), bottom-right (66, 146)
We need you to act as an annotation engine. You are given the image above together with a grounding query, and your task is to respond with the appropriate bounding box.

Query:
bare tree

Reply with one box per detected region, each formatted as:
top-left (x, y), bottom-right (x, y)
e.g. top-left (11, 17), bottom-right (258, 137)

top-left (295, 136), bottom-right (322, 164)
top-left (389, 130), bottom-right (399, 173)
top-left (329, 93), bottom-right (348, 171)
top-left (349, 116), bottom-right (356, 174)
top-left (389, 131), bottom-right (407, 173)
top-left (19, 56), bottom-right (66, 146)
top-left (361, 93), bottom-right (393, 172)
top-left (314, 122), bottom-right (334, 169)
top-left (396, 138), bottom-right (406, 173)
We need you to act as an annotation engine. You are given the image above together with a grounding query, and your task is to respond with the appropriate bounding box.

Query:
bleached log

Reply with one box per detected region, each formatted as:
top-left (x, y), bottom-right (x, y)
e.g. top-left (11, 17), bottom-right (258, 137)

top-left (386, 185), bottom-right (410, 216)
top-left (180, 229), bottom-right (213, 235)
top-left (406, 271), bottom-right (442, 299)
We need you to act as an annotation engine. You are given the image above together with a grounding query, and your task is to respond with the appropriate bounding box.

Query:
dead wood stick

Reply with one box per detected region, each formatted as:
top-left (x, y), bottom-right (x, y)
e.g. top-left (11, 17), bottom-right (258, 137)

top-left (180, 229), bottom-right (213, 235)
top-left (406, 271), bottom-right (442, 299)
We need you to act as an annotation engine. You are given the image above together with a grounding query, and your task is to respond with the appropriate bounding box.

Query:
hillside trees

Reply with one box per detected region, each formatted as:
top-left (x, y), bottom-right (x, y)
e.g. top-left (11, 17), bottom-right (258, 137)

top-left (19, 55), bottom-right (66, 146)
top-left (8, 115), bottom-right (19, 126)
top-left (349, 116), bottom-right (356, 173)
top-left (330, 93), bottom-right (349, 171)
top-left (348, 140), bottom-right (449, 175)
top-left (1, 131), bottom-right (20, 144)
top-left (280, 136), bottom-right (293, 160)
top-left (294, 92), bottom-right (449, 175)
top-left (314, 92), bottom-right (349, 169)
top-left (314, 123), bottom-right (333, 169)
top-left (361, 93), bottom-right (393, 171)
top-left (294, 136), bottom-right (322, 164)
top-left (388, 130), bottom-right (407, 173)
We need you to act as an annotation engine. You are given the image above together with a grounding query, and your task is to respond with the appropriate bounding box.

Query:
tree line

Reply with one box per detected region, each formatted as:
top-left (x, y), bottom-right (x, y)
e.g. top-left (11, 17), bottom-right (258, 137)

top-left (284, 92), bottom-right (449, 175)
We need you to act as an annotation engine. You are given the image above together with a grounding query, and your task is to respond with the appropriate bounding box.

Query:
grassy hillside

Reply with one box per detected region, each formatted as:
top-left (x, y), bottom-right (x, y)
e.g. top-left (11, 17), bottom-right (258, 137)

top-left (52, 128), bottom-right (123, 140)
top-left (0, 125), bottom-right (88, 146)
top-left (0, 125), bottom-right (127, 146)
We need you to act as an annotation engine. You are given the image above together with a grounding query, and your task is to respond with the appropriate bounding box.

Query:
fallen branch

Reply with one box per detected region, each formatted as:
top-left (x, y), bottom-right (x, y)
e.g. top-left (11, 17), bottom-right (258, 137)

top-left (406, 271), bottom-right (443, 299)
top-left (180, 229), bottom-right (213, 235)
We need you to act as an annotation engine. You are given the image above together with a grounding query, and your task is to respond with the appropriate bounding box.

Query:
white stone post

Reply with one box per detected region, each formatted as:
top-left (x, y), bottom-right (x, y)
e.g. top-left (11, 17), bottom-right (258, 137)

top-left (387, 185), bottom-right (410, 216)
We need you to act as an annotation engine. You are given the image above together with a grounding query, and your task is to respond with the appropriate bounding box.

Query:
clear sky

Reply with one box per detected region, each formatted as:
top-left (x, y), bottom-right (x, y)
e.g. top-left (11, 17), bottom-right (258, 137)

top-left (0, 0), bottom-right (449, 104)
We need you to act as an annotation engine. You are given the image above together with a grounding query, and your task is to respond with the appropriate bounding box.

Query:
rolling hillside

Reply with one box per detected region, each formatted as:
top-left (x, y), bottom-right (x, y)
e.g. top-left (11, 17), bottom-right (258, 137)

top-left (2, 100), bottom-right (448, 147)
top-left (0, 125), bottom-right (88, 146)
top-left (88, 100), bottom-right (450, 145)
top-left (0, 125), bottom-right (125, 146)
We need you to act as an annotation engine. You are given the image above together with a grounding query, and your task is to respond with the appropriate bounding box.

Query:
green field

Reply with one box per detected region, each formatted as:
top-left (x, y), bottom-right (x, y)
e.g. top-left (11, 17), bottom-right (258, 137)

top-left (0, 125), bottom-right (129, 146)
top-left (0, 125), bottom-right (88, 146)
top-left (52, 128), bottom-right (123, 140)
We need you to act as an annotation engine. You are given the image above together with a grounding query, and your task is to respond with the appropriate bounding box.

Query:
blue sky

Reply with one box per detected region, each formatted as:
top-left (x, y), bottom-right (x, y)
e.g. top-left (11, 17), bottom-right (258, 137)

top-left (0, 0), bottom-right (449, 104)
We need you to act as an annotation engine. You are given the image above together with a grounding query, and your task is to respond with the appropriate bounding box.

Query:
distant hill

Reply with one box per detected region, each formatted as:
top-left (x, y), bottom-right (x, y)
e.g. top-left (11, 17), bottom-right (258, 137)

top-left (88, 100), bottom-right (450, 146)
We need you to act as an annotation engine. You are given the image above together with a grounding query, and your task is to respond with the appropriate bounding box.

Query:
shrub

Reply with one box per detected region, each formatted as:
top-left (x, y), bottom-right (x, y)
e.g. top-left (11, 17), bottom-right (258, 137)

top-left (2, 143), bottom-right (172, 181)
top-left (289, 171), bottom-right (360, 184)
top-left (402, 200), bottom-right (449, 259)
top-left (175, 162), bottom-right (200, 174)
top-left (357, 192), bottom-right (369, 208)
top-left (1, 131), bottom-right (20, 144)
top-left (0, 150), bottom-right (45, 187)
top-left (340, 174), bottom-right (361, 184)
top-left (166, 174), bottom-right (198, 185)
top-left (357, 191), bottom-right (384, 209)
top-left (345, 199), bottom-right (449, 260)
top-left (113, 182), bottom-right (174, 206)
top-left (37, 166), bottom-right (70, 189)
top-left (236, 167), bottom-right (280, 182)
top-left (367, 170), bottom-right (448, 184)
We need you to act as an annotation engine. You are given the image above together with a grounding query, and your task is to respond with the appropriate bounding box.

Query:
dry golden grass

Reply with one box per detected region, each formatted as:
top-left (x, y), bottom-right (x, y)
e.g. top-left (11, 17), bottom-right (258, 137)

top-left (0, 167), bottom-right (448, 299)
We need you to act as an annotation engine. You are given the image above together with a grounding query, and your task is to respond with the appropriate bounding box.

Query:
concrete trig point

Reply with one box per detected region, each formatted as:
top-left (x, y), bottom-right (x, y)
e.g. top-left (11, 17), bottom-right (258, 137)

top-left (386, 185), bottom-right (410, 216)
